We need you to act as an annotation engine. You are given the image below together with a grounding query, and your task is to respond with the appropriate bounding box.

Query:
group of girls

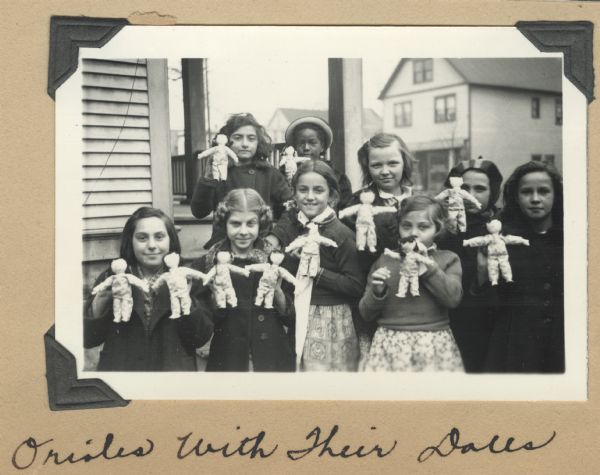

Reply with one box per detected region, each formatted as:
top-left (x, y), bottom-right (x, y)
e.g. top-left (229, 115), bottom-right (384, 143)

top-left (85, 112), bottom-right (564, 374)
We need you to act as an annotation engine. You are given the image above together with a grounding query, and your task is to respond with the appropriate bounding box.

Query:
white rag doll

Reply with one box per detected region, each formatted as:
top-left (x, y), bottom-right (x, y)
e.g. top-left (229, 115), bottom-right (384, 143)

top-left (91, 258), bottom-right (149, 323)
top-left (152, 253), bottom-right (208, 319)
top-left (463, 219), bottom-right (529, 286)
top-left (384, 238), bottom-right (434, 298)
top-left (338, 190), bottom-right (397, 252)
top-left (435, 176), bottom-right (482, 233)
top-left (203, 251), bottom-right (251, 308)
top-left (279, 146), bottom-right (309, 185)
top-left (245, 251), bottom-right (298, 308)
top-left (197, 133), bottom-right (239, 181)
top-left (285, 222), bottom-right (338, 278)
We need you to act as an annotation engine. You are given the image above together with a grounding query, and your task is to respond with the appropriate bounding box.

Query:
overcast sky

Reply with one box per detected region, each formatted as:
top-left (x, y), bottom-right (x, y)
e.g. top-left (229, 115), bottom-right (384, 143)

top-left (167, 57), bottom-right (399, 133)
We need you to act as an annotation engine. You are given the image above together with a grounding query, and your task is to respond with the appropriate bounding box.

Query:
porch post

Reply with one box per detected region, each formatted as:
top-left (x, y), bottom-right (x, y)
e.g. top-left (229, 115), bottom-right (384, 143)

top-left (181, 58), bottom-right (207, 203)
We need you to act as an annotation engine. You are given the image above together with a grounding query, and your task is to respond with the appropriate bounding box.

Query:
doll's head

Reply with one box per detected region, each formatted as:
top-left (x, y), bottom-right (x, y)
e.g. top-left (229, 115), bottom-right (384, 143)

top-left (398, 196), bottom-right (446, 247)
top-left (357, 133), bottom-right (414, 193)
top-left (285, 117), bottom-right (333, 160)
top-left (449, 176), bottom-right (463, 188)
top-left (120, 207), bottom-right (180, 271)
top-left (445, 158), bottom-right (503, 215)
top-left (216, 113), bottom-right (272, 162)
top-left (399, 236), bottom-right (418, 254)
top-left (359, 190), bottom-right (376, 205)
top-left (486, 219), bottom-right (502, 234)
top-left (214, 188), bottom-right (273, 256)
top-left (216, 251), bottom-right (232, 265)
top-left (111, 258), bottom-right (128, 274)
top-left (283, 146), bottom-right (296, 157)
top-left (164, 252), bottom-right (180, 269)
top-left (500, 161), bottom-right (563, 232)
top-left (292, 159), bottom-right (340, 218)
top-left (215, 134), bottom-right (228, 146)
top-left (269, 250), bottom-right (285, 265)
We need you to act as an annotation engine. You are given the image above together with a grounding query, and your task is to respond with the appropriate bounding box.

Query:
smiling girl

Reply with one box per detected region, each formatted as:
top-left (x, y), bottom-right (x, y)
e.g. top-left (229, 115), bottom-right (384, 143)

top-left (191, 113), bottom-right (293, 249)
top-left (192, 189), bottom-right (295, 372)
top-left (484, 161), bottom-right (564, 373)
top-left (84, 207), bottom-right (213, 371)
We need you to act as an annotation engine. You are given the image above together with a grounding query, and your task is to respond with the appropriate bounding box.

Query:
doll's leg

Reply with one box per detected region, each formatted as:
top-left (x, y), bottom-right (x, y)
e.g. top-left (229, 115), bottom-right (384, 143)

top-left (180, 294), bottom-right (192, 315)
top-left (218, 160), bottom-right (228, 181)
top-left (457, 210), bottom-right (467, 232)
top-left (355, 224), bottom-right (367, 251)
top-left (298, 256), bottom-right (309, 276)
top-left (226, 287), bottom-right (238, 307)
top-left (263, 289), bottom-right (275, 309)
top-left (308, 256), bottom-right (320, 277)
top-left (396, 276), bottom-right (408, 298)
top-left (498, 255), bottom-right (513, 283)
top-left (409, 274), bottom-right (420, 296)
top-left (487, 256), bottom-right (500, 286)
top-left (169, 297), bottom-right (182, 319)
top-left (367, 225), bottom-right (377, 253)
top-left (112, 298), bottom-right (122, 323)
top-left (447, 210), bottom-right (458, 233)
top-left (214, 290), bottom-right (227, 308)
top-left (121, 298), bottom-right (133, 322)
top-left (255, 286), bottom-right (266, 307)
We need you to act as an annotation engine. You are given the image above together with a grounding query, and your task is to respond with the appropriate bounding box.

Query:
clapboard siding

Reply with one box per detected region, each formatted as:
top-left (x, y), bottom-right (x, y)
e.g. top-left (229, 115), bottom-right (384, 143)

top-left (82, 58), bottom-right (153, 232)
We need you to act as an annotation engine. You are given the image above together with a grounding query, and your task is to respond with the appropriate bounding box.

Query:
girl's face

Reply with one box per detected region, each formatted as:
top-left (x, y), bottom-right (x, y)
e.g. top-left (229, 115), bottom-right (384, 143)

top-left (461, 170), bottom-right (491, 214)
top-left (229, 125), bottom-right (258, 163)
top-left (295, 171), bottom-right (331, 219)
top-left (295, 127), bottom-right (325, 160)
top-left (226, 210), bottom-right (260, 256)
top-left (517, 171), bottom-right (555, 224)
top-left (132, 217), bottom-right (170, 272)
top-left (368, 143), bottom-right (405, 195)
top-left (399, 210), bottom-right (437, 247)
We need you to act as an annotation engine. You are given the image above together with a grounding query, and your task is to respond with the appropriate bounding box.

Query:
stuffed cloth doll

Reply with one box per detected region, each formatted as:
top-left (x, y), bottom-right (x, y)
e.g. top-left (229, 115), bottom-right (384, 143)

top-left (285, 222), bottom-right (338, 278)
top-left (197, 134), bottom-right (239, 181)
top-left (245, 251), bottom-right (298, 308)
top-left (91, 258), bottom-right (149, 323)
top-left (384, 238), bottom-right (434, 297)
top-left (152, 253), bottom-right (208, 319)
top-left (463, 219), bottom-right (529, 286)
top-left (435, 176), bottom-right (482, 233)
top-left (203, 251), bottom-right (251, 308)
top-left (338, 190), bottom-right (397, 252)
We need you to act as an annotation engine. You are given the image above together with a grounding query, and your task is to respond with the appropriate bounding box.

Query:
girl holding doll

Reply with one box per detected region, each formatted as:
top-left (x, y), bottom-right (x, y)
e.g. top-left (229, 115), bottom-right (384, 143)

top-left (484, 161), bottom-right (564, 373)
top-left (191, 188), bottom-right (296, 372)
top-left (436, 158), bottom-right (504, 372)
top-left (84, 207), bottom-right (213, 371)
top-left (359, 196), bottom-right (464, 372)
top-left (191, 113), bottom-right (293, 249)
top-left (275, 160), bottom-right (365, 371)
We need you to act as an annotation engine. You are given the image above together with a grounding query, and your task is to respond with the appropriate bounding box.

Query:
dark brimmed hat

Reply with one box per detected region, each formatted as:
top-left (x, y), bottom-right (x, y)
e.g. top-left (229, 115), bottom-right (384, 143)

top-left (285, 116), bottom-right (333, 149)
top-left (445, 157), bottom-right (504, 207)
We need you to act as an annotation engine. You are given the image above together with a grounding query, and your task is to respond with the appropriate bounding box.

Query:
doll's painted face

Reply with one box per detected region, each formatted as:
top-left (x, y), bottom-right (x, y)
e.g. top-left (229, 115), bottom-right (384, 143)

top-left (295, 171), bottom-right (331, 219)
top-left (294, 127), bottom-right (325, 160)
top-left (517, 171), bottom-right (555, 226)
top-left (461, 170), bottom-right (491, 214)
top-left (368, 142), bottom-right (405, 195)
top-left (229, 125), bottom-right (258, 164)
top-left (226, 210), bottom-right (260, 257)
top-left (399, 210), bottom-right (436, 247)
top-left (132, 217), bottom-right (170, 273)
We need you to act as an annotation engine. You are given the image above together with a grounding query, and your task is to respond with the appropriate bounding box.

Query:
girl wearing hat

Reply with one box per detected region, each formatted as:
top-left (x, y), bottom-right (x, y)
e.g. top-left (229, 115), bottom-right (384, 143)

top-left (282, 116), bottom-right (353, 209)
top-left (191, 113), bottom-right (293, 249)
top-left (436, 157), bottom-right (504, 373)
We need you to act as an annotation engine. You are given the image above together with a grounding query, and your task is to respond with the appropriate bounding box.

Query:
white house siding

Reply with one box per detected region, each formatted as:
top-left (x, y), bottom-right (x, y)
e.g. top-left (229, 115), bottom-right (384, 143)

top-left (384, 58), bottom-right (465, 97)
top-left (267, 110), bottom-right (288, 144)
top-left (470, 86), bottom-right (562, 181)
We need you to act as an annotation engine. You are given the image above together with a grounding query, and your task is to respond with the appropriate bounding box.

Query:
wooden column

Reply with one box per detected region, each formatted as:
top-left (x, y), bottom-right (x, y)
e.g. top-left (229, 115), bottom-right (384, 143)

top-left (328, 58), bottom-right (363, 191)
top-left (181, 58), bottom-right (207, 203)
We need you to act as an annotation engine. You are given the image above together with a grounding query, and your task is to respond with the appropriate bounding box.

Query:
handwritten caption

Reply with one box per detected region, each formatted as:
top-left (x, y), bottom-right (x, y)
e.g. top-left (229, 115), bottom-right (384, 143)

top-left (11, 425), bottom-right (556, 469)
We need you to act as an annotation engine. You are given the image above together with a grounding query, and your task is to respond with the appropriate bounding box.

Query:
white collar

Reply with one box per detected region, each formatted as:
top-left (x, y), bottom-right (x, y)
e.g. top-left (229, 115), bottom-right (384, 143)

top-left (378, 187), bottom-right (412, 201)
top-left (297, 206), bottom-right (335, 226)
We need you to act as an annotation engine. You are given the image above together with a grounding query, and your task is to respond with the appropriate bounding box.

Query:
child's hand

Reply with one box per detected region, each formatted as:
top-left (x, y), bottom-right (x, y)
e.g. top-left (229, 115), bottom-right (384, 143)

top-left (370, 267), bottom-right (391, 297)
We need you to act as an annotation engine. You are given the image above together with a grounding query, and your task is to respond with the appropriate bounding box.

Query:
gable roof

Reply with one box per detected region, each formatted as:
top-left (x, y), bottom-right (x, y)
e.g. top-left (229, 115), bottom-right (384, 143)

top-left (379, 58), bottom-right (562, 99)
top-left (274, 108), bottom-right (382, 129)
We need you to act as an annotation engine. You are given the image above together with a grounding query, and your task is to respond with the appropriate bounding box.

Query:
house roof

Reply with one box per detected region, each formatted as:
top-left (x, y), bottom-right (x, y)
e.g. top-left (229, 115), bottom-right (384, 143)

top-left (379, 58), bottom-right (562, 99)
top-left (274, 108), bottom-right (382, 129)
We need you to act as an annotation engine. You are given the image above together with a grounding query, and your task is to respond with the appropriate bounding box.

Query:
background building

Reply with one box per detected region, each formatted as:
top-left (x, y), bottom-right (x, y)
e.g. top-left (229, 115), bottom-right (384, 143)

top-left (379, 58), bottom-right (562, 193)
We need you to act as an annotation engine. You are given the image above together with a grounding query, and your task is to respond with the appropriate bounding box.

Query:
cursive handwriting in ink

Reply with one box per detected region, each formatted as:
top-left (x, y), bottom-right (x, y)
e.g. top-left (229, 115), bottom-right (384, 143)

top-left (176, 428), bottom-right (277, 459)
top-left (287, 425), bottom-right (397, 461)
top-left (12, 433), bottom-right (154, 469)
top-left (417, 427), bottom-right (556, 462)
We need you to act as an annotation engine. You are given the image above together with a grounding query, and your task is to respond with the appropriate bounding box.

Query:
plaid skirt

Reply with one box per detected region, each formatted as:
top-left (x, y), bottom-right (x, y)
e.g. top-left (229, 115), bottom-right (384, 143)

top-left (301, 304), bottom-right (359, 372)
top-left (363, 327), bottom-right (464, 372)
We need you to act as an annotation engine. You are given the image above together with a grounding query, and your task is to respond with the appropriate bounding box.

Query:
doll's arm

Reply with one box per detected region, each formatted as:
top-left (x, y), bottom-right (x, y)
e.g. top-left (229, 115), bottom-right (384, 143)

top-left (414, 253), bottom-right (435, 267)
top-left (463, 235), bottom-right (490, 248)
top-left (196, 146), bottom-right (218, 160)
top-left (372, 205), bottom-right (398, 216)
top-left (278, 267), bottom-right (298, 287)
top-left (383, 248), bottom-right (401, 260)
top-left (285, 236), bottom-right (307, 253)
top-left (434, 189), bottom-right (449, 201)
top-left (338, 204), bottom-right (360, 219)
top-left (503, 235), bottom-right (530, 246)
top-left (229, 264), bottom-right (251, 277)
top-left (316, 236), bottom-right (338, 248)
top-left (245, 263), bottom-right (269, 273)
top-left (203, 267), bottom-right (216, 285)
top-left (460, 190), bottom-right (482, 208)
top-left (181, 267), bottom-right (209, 281)
top-left (151, 273), bottom-right (167, 291)
top-left (125, 274), bottom-right (150, 293)
top-left (225, 146), bottom-right (239, 164)
top-left (91, 276), bottom-right (113, 295)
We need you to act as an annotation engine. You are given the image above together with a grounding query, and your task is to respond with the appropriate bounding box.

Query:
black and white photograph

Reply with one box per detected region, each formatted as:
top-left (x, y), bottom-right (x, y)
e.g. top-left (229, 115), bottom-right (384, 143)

top-left (54, 26), bottom-right (587, 400)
